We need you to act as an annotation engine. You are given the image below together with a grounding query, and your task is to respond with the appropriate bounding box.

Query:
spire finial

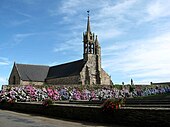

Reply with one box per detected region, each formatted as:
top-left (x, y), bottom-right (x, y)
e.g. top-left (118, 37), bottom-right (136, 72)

top-left (87, 10), bottom-right (90, 16)
top-left (95, 35), bottom-right (100, 46)
top-left (87, 10), bottom-right (91, 33)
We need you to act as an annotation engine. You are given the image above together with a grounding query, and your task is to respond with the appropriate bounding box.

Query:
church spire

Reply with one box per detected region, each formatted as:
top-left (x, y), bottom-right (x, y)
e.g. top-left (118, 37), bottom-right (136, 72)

top-left (83, 11), bottom-right (95, 61)
top-left (87, 10), bottom-right (91, 33)
top-left (95, 35), bottom-right (101, 55)
top-left (95, 35), bottom-right (100, 47)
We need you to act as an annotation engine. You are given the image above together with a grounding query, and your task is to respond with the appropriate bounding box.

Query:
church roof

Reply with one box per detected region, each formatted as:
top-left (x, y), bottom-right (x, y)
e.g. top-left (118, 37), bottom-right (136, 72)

top-left (15, 63), bottom-right (49, 82)
top-left (46, 59), bottom-right (85, 79)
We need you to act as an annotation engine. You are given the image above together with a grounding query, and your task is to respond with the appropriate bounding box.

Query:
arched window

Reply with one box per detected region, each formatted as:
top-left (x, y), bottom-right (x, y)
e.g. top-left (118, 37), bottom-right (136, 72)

top-left (90, 35), bottom-right (92, 40)
top-left (13, 76), bottom-right (16, 85)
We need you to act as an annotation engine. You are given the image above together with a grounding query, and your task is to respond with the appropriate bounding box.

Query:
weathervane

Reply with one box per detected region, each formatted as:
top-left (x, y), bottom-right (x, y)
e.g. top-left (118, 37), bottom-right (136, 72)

top-left (87, 10), bottom-right (90, 16)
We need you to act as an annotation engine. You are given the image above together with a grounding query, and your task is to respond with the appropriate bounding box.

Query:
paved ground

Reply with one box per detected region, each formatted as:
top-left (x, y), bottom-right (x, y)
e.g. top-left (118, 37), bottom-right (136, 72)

top-left (0, 109), bottom-right (126, 127)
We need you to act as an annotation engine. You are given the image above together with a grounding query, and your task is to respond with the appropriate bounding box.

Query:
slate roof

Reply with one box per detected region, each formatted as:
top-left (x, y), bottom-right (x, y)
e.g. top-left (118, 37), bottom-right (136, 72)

top-left (15, 63), bottom-right (49, 82)
top-left (46, 59), bottom-right (85, 79)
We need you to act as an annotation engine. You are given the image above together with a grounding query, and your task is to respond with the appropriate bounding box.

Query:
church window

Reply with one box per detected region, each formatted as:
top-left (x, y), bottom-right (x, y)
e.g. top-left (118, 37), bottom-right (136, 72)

top-left (90, 36), bottom-right (92, 40)
top-left (92, 44), bottom-right (94, 54)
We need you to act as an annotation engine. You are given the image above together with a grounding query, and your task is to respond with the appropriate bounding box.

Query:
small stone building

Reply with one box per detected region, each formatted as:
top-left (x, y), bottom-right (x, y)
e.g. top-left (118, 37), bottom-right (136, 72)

top-left (9, 14), bottom-right (113, 86)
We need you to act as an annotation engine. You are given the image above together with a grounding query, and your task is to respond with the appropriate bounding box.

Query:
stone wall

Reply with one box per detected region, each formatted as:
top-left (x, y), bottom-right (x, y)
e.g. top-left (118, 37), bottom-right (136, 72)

top-left (0, 102), bottom-right (170, 127)
top-left (20, 81), bottom-right (44, 86)
top-left (46, 75), bottom-right (81, 85)
top-left (9, 65), bottom-right (20, 85)
top-left (86, 54), bottom-right (97, 76)
top-left (80, 66), bottom-right (86, 85)
top-left (9, 66), bottom-right (45, 86)
top-left (82, 54), bottom-right (98, 85)
top-left (101, 69), bottom-right (112, 85)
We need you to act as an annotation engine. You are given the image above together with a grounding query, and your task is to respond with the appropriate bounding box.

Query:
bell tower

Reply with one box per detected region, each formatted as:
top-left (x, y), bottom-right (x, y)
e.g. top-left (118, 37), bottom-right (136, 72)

top-left (82, 11), bottom-right (101, 85)
top-left (83, 11), bottom-right (95, 61)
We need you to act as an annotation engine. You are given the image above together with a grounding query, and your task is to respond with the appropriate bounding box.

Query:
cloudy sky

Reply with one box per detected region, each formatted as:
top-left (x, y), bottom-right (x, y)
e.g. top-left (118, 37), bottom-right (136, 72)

top-left (0, 0), bottom-right (170, 87)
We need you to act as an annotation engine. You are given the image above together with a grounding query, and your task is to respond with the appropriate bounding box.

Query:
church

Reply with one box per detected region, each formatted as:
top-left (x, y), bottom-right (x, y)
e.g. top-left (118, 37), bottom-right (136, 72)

top-left (9, 14), bottom-right (113, 86)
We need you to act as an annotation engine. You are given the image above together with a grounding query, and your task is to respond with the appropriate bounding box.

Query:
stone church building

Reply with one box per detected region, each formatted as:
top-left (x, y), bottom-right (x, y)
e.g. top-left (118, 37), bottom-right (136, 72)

top-left (9, 14), bottom-right (113, 86)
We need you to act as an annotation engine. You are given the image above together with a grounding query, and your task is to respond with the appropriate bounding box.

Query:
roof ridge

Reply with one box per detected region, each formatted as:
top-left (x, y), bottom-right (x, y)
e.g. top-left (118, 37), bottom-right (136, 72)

top-left (50, 59), bottom-right (83, 68)
top-left (47, 59), bottom-right (85, 79)
top-left (16, 63), bottom-right (49, 67)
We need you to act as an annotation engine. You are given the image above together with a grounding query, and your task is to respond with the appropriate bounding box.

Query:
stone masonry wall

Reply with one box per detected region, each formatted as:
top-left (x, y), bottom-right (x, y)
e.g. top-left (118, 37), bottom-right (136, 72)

top-left (20, 81), bottom-right (44, 86)
top-left (9, 65), bottom-right (20, 85)
top-left (82, 54), bottom-right (98, 85)
top-left (1, 102), bottom-right (170, 127)
top-left (101, 69), bottom-right (111, 85)
top-left (46, 75), bottom-right (81, 85)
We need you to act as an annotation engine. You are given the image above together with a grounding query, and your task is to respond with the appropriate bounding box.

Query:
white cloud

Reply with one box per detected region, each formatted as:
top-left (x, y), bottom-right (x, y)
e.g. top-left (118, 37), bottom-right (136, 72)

top-left (0, 77), bottom-right (7, 85)
top-left (146, 0), bottom-right (170, 20)
top-left (0, 57), bottom-right (10, 66)
top-left (13, 33), bottom-right (37, 45)
top-left (96, 27), bottom-right (122, 41)
top-left (15, 11), bottom-right (32, 18)
top-left (59, 0), bottom-right (82, 15)
top-left (96, 0), bottom-right (137, 19)
top-left (102, 32), bottom-right (170, 83)
top-left (53, 37), bottom-right (81, 52)
top-left (49, 0), bottom-right (140, 43)
top-left (136, 0), bottom-right (170, 24)
top-left (58, 0), bottom-right (137, 18)
top-left (10, 19), bottom-right (30, 26)
top-left (57, 0), bottom-right (109, 16)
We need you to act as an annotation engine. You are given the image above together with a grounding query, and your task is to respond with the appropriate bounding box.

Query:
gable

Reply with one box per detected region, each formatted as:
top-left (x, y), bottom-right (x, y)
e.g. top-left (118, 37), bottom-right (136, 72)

top-left (16, 63), bottom-right (49, 82)
top-left (9, 63), bottom-right (20, 79)
top-left (46, 59), bottom-right (85, 79)
top-left (9, 63), bottom-right (21, 85)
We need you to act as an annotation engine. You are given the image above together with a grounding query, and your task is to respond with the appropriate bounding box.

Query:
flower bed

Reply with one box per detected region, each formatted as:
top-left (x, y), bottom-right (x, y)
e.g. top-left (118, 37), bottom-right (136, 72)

top-left (102, 98), bottom-right (125, 113)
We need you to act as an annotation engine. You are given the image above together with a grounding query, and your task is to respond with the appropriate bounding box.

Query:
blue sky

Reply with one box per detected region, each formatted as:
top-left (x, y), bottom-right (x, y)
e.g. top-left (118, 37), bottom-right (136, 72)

top-left (0, 0), bottom-right (170, 87)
